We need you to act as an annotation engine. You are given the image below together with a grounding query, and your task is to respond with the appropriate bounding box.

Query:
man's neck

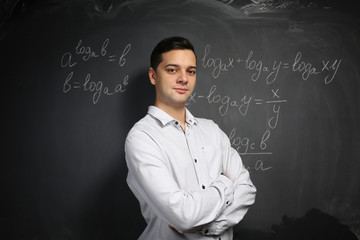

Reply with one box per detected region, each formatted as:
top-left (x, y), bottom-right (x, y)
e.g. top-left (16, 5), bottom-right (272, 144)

top-left (155, 103), bottom-right (186, 131)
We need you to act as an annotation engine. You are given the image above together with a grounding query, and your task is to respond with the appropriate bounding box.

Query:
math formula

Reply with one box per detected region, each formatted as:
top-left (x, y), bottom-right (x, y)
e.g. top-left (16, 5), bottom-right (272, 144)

top-left (201, 44), bottom-right (342, 84)
top-left (58, 40), bottom-right (343, 173)
top-left (60, 38), bottom-right (132, 104)
top-left (189, 44), bottom-right (343, 172)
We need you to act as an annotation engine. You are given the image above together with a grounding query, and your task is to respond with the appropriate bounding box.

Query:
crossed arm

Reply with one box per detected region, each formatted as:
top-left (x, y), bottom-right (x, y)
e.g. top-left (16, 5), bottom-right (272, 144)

top-left (125, 128), bottom-right (256, 236)
top-left (201, 142), bottom-right (257, 235)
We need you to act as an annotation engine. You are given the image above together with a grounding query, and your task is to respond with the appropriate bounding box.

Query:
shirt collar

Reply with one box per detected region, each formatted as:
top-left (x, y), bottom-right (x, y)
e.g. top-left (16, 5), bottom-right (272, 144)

top-left (185, 108), bottom-right (197, 126)
top-left (148, 106), bottom-right (198, 126)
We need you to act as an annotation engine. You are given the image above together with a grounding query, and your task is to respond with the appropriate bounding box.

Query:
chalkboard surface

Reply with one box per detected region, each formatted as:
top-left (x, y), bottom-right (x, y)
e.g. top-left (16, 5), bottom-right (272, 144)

top-left (2, 0), bottom-right (360, 239)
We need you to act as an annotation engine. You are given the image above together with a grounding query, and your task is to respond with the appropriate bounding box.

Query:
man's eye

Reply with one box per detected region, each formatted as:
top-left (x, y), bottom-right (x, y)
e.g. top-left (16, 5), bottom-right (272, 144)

top-left (167, 68), bottom-right (176, 73)
top-left (188, 70), bottom-right (196, 75)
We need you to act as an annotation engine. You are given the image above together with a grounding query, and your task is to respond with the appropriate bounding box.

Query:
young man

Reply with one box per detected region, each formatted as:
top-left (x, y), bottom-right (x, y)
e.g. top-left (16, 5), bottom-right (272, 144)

top-left (125, 36), bottom-right (256, 240)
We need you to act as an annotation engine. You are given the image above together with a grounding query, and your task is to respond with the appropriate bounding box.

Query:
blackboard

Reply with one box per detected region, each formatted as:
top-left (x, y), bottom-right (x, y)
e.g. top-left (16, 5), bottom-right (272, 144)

top-left (2, 0), bottom-right (360, 239)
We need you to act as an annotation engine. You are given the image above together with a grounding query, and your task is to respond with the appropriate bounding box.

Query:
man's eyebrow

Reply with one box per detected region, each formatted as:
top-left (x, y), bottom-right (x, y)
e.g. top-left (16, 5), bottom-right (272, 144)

top-left (164, 64), bottom-right (179, 68)
top-left (164, 64), bottom-right (197, 69)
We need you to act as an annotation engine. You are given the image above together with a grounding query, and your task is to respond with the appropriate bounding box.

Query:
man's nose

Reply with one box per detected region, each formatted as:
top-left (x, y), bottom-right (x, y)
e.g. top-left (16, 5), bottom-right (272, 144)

top-left (177, 70), bottom-right (188, 84)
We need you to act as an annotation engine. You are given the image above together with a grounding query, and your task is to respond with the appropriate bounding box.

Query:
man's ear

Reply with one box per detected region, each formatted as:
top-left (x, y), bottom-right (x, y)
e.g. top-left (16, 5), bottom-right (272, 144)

top-left (149, 67), bottom-right (156, 86)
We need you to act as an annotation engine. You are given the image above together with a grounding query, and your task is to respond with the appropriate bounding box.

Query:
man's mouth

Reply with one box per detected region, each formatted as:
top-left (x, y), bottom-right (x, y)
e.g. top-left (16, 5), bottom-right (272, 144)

top-left (174, 88), bottom-right (188, 94)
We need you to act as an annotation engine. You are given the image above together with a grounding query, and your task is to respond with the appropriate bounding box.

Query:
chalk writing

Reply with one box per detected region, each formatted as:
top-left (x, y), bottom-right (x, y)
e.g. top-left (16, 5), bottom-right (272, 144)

top-left (201, 45), bottom-right (234, 79)
top-left (202, 44), bottom-right (342, 84)
top-left (195, 43), bottom-right (343, 172)
top-left (228, 127), bottom-right (273, 171)
top-left (237, 51), bottom-right (282, 83)
top-left (61, 39), bottom-right (131, 67)
top-left (60, 38), bottom-right (132, 104)
top-left (63, 72), bottom-right (128, 104)
top-left (322, 59), bottom-right (342, 84)
top-left (292, 52), bottom-right (342, 84)
top-left (188, 85), bottom-right (287, 124)
top-left (192, 85), bottom-right (252, 117)
top-left (255, 160), bottom-right (273, 171)
top-left (229, 128), bottom-right (272, 156)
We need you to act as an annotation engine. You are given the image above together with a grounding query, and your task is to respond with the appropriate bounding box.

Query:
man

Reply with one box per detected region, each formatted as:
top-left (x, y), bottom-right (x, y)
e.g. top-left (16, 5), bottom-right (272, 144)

top-left (125, 36), bottom-right (256, 240)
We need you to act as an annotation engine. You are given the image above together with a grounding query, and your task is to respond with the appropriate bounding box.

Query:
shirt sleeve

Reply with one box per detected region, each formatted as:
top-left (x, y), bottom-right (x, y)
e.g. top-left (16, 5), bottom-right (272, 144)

top-left (125, 129), bottom-right (235, 233)
top-left (201, 125), bottom-right (257, 236)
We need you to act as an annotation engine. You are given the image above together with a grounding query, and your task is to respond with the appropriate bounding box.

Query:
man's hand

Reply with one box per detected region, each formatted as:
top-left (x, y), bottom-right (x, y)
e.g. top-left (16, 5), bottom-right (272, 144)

top-left (168, 225), bottom-right (178, 232)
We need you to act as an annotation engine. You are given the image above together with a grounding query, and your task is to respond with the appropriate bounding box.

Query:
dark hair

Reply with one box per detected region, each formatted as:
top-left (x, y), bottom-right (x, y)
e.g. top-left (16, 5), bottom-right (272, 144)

top-left (150, 36), bottom-right (196, 70)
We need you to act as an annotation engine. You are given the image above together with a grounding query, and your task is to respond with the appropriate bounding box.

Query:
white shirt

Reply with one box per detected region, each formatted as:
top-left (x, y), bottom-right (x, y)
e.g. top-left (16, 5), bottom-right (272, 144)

top-left (125, 106), bottom-right (256, 240)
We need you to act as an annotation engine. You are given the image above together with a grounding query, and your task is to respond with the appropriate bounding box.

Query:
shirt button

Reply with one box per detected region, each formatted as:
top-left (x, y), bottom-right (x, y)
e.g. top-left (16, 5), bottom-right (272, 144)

top-left (194, 159), bottom-right (197, 163)
top-left (202, 185), bottom-right (205, 189)
top-left (175, 121), bottom-right (179, 125)
top-left (226, 200), bottom-right (229, 205)
top-left (205, 229), bottom-right (209, 234)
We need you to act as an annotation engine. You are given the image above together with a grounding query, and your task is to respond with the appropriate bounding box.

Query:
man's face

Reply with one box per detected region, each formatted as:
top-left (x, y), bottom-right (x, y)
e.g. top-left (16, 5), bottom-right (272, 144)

top-left (149, 49), bottom-right (197, 110)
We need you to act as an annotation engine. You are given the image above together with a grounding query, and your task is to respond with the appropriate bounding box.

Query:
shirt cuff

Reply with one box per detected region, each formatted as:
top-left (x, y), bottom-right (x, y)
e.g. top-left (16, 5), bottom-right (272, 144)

top-left (201, 219), bottom-right (228, 236)
top-left (210, 175), bottom-right (234, 208)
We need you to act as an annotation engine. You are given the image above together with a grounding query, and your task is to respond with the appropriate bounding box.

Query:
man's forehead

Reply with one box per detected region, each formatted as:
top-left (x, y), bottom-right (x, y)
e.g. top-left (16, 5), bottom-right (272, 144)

top-left (161, 49), bottom-right (197, 65)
